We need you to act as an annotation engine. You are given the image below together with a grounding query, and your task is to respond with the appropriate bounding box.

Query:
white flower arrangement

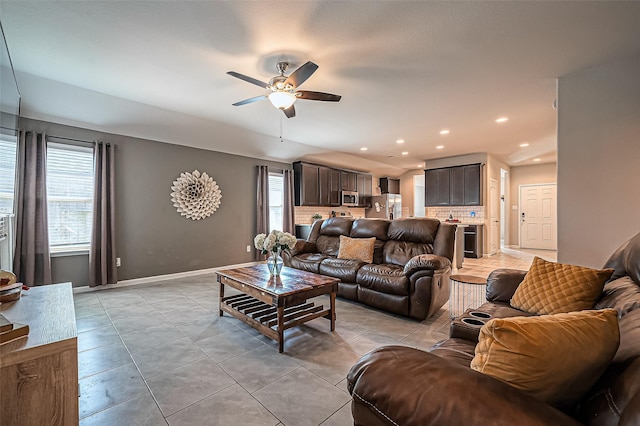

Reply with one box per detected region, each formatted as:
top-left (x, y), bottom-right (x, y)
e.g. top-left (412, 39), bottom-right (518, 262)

top-left (254, 230), bottom-right (297, 255)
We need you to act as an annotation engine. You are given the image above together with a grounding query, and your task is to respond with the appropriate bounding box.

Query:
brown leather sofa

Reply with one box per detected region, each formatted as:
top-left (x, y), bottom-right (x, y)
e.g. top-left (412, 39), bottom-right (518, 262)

top-left (347, 231), bottom-right (640, 426)
top-left (282, 217), bottom-right (455, 320)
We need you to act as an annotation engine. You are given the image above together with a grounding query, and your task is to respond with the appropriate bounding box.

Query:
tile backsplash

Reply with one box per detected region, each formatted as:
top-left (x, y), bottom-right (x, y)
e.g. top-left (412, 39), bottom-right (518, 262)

top-left (426, 206), bottom-right (485, 224)
top-left (294, 206), bottom-right (366, 224)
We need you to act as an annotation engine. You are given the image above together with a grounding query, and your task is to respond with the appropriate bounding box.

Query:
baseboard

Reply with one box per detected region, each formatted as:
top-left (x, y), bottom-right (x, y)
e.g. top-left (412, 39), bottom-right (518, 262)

top-left (73, 261), bottom-right (260, 294)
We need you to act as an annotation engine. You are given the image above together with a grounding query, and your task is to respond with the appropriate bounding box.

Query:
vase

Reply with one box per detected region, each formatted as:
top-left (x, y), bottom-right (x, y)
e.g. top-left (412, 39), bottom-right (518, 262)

top-left (267, 252), bottom-right (284, 276)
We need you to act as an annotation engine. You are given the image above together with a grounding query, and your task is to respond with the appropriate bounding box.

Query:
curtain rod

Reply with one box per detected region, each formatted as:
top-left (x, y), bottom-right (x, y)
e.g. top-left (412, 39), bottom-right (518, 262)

top-left (0, 127), bottom-right (118, 148)
top-left (48, 135), bottom-right (119, 149)
top-left (47, 135), bottom-right (95, 145)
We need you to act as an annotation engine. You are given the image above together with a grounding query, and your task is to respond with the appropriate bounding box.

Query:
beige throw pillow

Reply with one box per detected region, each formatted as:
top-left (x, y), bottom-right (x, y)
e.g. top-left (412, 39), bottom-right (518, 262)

top-left (510, 256), bottom-right (613, 315)
top-left (471, 309), bottom-right (619, 408)
top-left (338, 236), bottom-right (375, 263)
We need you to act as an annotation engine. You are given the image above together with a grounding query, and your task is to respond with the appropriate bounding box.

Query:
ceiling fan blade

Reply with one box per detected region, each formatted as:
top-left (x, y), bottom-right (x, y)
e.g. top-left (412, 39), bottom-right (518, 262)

top-left (227, 71), bottom-right (270, 89)
top-left (284, 61), bottom-right (318, 88)
top-left (232, 95), bottom-right (268, 106)
top-left (296, 91), bottom-right (342, 102)
top-left (282, 104), bottom-right (296, 118)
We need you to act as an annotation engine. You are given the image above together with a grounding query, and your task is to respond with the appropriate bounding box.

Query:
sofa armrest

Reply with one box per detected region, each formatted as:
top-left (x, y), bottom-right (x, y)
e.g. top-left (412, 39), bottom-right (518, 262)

top-left (486, 268), bottom-right (528, 303)
top-left (291, 239), bottom-right (317, 255)
top-left (404, 254), bottom-right (451, 276)
top-left (281, 239), bottom-right (317, 265)
top-left (347, 346), bottom-right (579, 426)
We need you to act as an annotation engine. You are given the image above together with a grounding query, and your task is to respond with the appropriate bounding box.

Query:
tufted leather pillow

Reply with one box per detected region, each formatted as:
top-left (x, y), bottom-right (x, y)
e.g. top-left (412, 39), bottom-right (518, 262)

top-left (510, 257), bottom-right (613, 315)
top-left (471, 309), bottom-right (619, 408)
top-left (338, 236), bottom-right (376, 263)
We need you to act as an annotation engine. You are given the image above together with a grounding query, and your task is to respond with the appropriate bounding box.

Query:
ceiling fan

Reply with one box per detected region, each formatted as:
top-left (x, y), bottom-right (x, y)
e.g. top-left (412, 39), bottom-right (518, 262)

top-left (227, 61), bottom-right (341, 118)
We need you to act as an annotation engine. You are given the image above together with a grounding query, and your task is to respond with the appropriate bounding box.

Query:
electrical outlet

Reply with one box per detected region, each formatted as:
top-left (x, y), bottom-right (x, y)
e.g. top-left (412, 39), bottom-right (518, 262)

top-left (116, 257), bottom-right (121, 267)
top-left (246, 245), bottom-right (251, 253)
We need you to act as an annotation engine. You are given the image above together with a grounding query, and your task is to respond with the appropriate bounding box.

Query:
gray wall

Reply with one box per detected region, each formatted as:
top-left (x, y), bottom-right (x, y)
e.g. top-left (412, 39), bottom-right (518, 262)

top-left (22, 118), bottom-right (289, 286)
top-left (557, 52), bottom-right (640, 267)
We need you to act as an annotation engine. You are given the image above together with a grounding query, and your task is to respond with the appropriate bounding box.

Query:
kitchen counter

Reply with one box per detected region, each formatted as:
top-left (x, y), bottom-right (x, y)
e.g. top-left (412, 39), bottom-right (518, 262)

top-left (445, 222), bottom-right (484, 267)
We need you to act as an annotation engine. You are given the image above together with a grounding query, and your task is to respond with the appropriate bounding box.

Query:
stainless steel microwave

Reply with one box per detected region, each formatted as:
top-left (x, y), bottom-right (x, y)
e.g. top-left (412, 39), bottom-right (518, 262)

top-left (341, 191), bottom-right (359, 206)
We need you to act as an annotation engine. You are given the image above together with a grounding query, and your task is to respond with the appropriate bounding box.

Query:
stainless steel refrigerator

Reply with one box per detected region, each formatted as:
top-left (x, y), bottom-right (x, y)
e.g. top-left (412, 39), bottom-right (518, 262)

top-left (367, 194), bottom-right (402, 219)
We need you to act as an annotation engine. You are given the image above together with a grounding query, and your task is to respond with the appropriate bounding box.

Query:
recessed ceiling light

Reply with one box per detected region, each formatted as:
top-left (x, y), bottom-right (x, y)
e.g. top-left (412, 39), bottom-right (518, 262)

top-left (360, 147), bottom-right (368, 151)
top-left (439, 129), bottom-right (450, 135)
top-left (401, 151), bottom-right (409, 155)
top-left (417, 164), bottom-right (424, 168)
top-left (436, 145), bottom-right (444, 149)
top-left (533, 158), bottom-right (541, 162)
top-left (519, 143), bottom-right (530, 147)
top-left (495, 117), bottom-right (509, 123)
top-left (396, 139), bottom-right (405, 144)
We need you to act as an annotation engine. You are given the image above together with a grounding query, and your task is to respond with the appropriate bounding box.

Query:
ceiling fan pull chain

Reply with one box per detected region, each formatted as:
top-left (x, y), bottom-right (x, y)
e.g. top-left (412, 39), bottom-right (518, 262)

top-left (280, 116), bottom-right (284, 143)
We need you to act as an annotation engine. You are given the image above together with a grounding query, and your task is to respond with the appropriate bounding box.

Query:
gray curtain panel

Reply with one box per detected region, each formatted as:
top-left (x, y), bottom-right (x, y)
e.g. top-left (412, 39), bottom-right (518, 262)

top-left (256, 165), bottom-right (269, 259)
top-left (282, 169), bottom-right (295, 234)
top-left (13, 131), bottom-right (52, 286)
top-left (89, 142), bottom-right (117, 287)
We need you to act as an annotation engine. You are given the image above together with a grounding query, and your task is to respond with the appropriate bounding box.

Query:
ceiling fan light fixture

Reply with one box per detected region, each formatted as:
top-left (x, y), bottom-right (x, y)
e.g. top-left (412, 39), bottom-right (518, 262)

top-left (268, 91), bottom-right (296, 110)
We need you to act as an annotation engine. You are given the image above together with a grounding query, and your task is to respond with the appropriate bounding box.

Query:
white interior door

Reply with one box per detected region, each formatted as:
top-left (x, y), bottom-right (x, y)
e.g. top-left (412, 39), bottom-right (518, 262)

top-left (489, 178), bottom-right (499, 255)
top-left (520, 184), bottom-right (557, 250)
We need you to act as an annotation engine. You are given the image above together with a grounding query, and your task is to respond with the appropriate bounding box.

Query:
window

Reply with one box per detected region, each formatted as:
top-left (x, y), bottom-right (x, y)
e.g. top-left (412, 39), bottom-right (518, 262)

top-left (46, 143), bottom-right (94, 251)
top-left (0, 136), bottom-right (17, 214)
top-left (268, 173), bottom-right (284, 232)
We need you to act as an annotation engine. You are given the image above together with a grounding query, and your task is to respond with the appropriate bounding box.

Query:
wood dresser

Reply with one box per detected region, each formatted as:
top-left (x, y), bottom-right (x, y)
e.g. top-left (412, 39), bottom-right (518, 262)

top-left (0, 283), bottom-right (78, 425)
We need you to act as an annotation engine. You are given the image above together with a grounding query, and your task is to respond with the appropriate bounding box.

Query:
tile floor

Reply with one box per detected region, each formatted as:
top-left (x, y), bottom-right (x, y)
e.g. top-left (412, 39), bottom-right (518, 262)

top-left (74, 247), bottom-right (555, 426)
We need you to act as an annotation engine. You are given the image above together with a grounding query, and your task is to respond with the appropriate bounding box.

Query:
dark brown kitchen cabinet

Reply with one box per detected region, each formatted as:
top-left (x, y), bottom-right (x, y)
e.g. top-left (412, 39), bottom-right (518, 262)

top-left (318, 166), bottom-right (331, 206)
top-left (294, 161), bottom-right (346, 207)
top-left (425, 168), bottom-right (450, 206)
top-left (463, 164), bottom-right (481, 205)
top-left (357, 173), bottom-right (372, 207)
top-left (425, 163), bottom-right (482, 206)
top-left (294, 161), bottom-right (371, 207)
top-left (380, 177), bottom-right (400, 194)
top-left (449, 167), bottom-right (465, 206)
top-left (329, 168), bottom-right (341, 206)
top-left (319, 166), bottom-right (341, 207)
top-left (341, 171), bottom-right (357, 192)
top-left (294, 162), bottom-right (319, 206)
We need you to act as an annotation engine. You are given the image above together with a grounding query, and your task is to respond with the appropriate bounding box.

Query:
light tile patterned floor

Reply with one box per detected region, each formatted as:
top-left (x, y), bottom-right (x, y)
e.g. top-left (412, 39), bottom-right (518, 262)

top-left (75, 247), bottom-right (555, 425)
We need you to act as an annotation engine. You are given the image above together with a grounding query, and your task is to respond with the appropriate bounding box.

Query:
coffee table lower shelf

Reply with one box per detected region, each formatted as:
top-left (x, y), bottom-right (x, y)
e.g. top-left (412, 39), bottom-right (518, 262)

top-left (220, 294), bottom-right (331, 352)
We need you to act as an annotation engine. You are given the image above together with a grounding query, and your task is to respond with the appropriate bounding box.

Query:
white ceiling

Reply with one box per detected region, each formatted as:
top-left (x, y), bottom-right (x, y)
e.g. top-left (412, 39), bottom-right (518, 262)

top-left (2, 1), bottom-right (640, 176)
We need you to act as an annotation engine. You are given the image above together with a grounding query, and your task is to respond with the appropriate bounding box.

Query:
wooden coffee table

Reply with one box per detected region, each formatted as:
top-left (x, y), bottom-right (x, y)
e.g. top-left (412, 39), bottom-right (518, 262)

top-left (216, 264), bottom-right (340, 353)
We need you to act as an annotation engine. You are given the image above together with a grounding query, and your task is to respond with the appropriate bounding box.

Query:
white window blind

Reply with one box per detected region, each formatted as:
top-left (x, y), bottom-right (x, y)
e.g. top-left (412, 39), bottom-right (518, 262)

top-left (0, 136), bottom-right (17, 214)
top-left (46, 143), bottom-right (94, 249)
top-left (268, 173), bottom-right (284, 232)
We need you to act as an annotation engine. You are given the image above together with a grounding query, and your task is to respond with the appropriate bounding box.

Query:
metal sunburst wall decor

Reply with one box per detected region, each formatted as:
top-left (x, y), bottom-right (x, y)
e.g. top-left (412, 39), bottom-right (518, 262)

top-left (170, 170), bottom-right (222, 220)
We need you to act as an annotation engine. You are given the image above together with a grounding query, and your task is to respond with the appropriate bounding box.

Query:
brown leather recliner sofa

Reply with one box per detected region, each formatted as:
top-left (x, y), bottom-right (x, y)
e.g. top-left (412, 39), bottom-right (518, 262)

top-left (347, 231), bottom-right (640, 426)
top-left (282, 217), bottom-right (455, 320)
